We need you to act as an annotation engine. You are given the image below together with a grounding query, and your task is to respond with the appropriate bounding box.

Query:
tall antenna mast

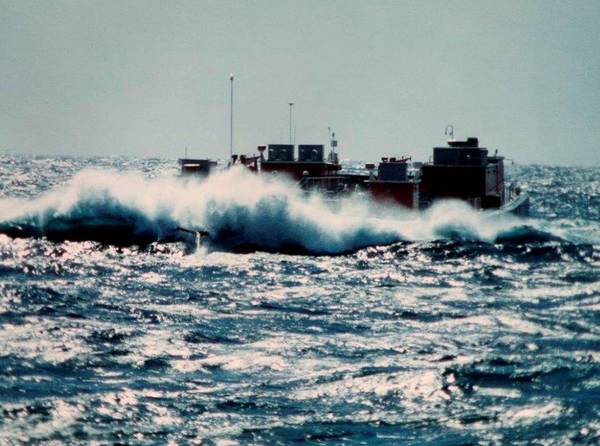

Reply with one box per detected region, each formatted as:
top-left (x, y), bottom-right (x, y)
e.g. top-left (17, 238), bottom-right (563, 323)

top-left (229, 73), bottom-right (234, 159)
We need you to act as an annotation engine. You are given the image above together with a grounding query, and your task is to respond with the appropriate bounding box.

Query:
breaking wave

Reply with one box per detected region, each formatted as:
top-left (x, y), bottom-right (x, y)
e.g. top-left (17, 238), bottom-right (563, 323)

top-left (0, 167), bottom-right (569, 254)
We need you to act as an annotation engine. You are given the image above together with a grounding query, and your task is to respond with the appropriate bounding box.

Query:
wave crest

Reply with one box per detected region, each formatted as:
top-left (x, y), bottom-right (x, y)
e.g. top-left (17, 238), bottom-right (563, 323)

top-left (0, 167), bottom-right (562, 254)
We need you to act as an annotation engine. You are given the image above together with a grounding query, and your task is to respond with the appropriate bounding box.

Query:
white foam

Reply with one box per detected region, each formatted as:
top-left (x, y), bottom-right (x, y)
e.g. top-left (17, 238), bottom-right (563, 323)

top-left (0, 166), bottom-right (560, 253)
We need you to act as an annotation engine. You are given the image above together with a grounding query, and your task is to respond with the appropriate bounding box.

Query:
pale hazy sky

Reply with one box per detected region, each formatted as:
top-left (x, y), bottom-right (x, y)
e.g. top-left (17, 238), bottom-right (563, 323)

top-left (1, 0), bottom-right (599, 165)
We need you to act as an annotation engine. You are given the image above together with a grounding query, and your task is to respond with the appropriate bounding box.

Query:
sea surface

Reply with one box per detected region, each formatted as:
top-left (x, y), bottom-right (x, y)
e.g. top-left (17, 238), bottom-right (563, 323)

top-left (0, 155), bottom-right (598, 445)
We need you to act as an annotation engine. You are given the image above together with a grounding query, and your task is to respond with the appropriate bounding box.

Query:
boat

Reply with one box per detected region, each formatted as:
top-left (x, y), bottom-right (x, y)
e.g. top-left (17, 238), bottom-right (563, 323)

top-left (178, 132), bottom-right (529, 217)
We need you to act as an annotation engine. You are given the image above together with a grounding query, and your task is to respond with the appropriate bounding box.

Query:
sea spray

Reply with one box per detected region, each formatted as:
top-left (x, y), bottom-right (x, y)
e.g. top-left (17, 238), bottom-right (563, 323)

top-left (0, 166), bottom-right (557, 253)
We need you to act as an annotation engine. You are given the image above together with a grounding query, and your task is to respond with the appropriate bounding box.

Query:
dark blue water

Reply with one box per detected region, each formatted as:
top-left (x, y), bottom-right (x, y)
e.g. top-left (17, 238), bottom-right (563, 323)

top-left (0, 155), bottom-right (598, 445)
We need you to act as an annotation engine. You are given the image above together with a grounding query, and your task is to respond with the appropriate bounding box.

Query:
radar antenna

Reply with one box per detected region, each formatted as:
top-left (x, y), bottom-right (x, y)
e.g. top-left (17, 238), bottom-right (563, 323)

top-left (445, 124), bottom-right (455, 142)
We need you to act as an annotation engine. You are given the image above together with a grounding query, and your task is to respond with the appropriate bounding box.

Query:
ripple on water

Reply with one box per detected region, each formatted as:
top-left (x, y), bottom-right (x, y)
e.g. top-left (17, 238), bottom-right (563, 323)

top-left (0, 159), bottom-right (599, 444)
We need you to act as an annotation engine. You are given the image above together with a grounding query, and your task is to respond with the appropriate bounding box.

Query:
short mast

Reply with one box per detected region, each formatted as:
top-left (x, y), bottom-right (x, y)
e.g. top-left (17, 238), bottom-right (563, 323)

top-left (328, 127), bottom-right (338, 163)
top-left (288, 102), bottom-right (295, 144)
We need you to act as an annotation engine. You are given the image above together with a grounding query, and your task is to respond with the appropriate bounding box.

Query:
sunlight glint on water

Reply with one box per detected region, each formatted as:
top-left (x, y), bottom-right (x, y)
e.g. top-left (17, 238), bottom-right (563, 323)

top-left (0, 156), bottom-right (598, 445)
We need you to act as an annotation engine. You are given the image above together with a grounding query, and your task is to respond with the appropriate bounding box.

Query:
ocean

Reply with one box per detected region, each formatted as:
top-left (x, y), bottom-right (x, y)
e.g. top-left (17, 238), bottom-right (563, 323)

top-left (0, 155), bottom-right (598, 445)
